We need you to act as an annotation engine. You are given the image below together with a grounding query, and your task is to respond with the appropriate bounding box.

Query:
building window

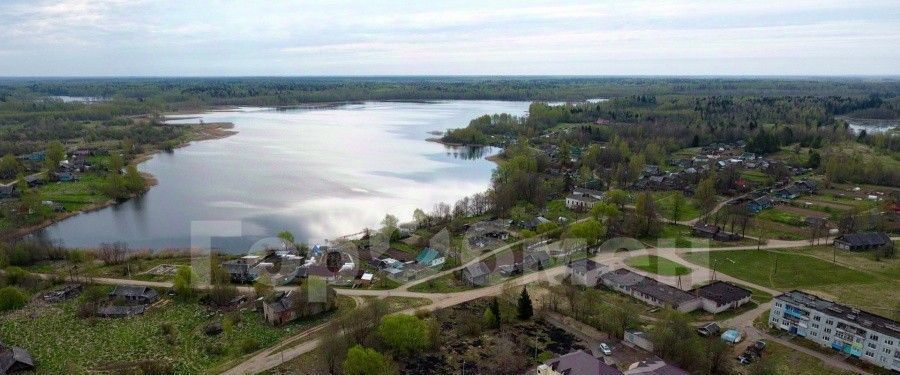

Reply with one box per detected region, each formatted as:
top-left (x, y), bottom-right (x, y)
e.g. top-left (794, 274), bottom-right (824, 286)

top-left (886, 339), bottom-right (894, 345)
top-left (869, 343), bottom-right (877, 349)
top-left (814, 316), bottom-right (821, 322)
top-left (826, 319), bottom-right (833, 325)
top-left (870, 334), bottom-right (879, 341)
top-left (865, 351), bottom-right (874, 357)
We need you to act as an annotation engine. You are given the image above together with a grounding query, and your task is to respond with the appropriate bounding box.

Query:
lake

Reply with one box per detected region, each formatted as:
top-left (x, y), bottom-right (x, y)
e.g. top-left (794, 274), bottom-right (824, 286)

top-left (37, 101), bottom-right (530, 251)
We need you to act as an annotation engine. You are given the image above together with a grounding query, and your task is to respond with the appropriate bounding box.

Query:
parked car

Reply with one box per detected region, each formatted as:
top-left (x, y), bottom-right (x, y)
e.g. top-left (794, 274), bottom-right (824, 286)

top-left (599, 343), bottom-right (612, 355)
top-left (751, 340), bottom-right (767, 354)
top-left (697, 322), bottom-right (721, 337)
top-left (737, 351), bottom-right (756, 365)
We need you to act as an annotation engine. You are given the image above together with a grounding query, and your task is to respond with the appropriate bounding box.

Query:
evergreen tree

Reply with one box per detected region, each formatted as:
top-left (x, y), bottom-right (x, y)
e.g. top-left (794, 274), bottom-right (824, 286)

top-left (517, 287), bottom-right (533, 320)
top-left (490, 297), bottom-right (501, 327)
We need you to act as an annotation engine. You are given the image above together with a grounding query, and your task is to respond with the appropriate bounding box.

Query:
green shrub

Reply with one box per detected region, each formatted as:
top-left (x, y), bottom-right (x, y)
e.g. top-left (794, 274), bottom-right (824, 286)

top-left (239, 337), bottom-right (260, 353)
top-left (0, 286), bottom-right (28, 311)
top-left (343, 345), bottom-right (394, 375)
top-left (377, 315), bottom-right (429, 355)
top-left (3, 266), bottom-right (28, 285)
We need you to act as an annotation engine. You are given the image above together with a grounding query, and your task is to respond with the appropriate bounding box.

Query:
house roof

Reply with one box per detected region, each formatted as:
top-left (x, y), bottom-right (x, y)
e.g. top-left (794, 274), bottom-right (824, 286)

top-left (567, 258), bottom-right (604, 273)
top-left (776, 290), bottom-right (900, 338)
top-left (416, 248), bottom-right (442, 264)
top-left (834, 232), bottom-right (891, 247)
top-left (463, 262), bottom-right (491, 279)
top-left (0, 342), bottom-right (34, 374)
top-left (603, 268), bottom-right (698, 306)
top-left (692, 223), bottom-right (719, 234)
top-left (601, 268), bottom-right (646, 287)
top-left (625, 357), bottom-right (690, 375)
top-left (523, 250), bottom-right (550, 267)
top-left (109, 285), bottom-right (157, 299)
top-left (573, 187), bottom-right (605, 198)
top-left (567, 194), bottom-right (599, 203)
top-left (690, 281), bottom-right (751, 305)
top-left (545, 350), bottom-right (622, 375)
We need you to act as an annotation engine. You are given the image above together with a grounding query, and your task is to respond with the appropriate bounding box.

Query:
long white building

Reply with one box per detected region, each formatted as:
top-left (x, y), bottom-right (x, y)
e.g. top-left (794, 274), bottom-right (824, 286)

top-left (769, 290), bottom-right (900, 371)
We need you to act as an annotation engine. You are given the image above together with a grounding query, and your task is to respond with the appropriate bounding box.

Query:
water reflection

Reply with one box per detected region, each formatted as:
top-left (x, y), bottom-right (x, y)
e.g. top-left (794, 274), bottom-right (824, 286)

top-left (38, 101), bottom-right (529, 252)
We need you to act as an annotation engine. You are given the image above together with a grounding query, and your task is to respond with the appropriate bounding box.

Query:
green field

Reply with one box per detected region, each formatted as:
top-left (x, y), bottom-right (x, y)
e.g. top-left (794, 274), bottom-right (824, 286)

top-left (36, 173), bottom-right (110, 211)
top-left (625, 255), bottom-right (691, 276)
top-left (653, 191), bottom-right (701, 221)
top-left (681, 250), bottom-right (876, 290)
top-left (756, 208), bottom-right (806, 227)
top-left (0, 291), bottom-right (352, 374)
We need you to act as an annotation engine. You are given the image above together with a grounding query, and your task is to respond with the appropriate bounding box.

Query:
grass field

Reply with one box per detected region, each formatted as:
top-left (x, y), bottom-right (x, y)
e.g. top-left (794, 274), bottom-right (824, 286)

top-left (756, 208), bottom-right (807, 227)
top-left (0, 291), bottom-right (351, 374)
top-left (681, 249), bottom-right (900, 318)
top-left (760, 340), bottom-right (855, 375)
top-left (653, 191), bottom-right (702, 221)
top-left (625, 255), bottom-right (691, 276)
top-left (37, 173), bottom-right (110, 211)
top-left (681, 250), bottom-right (876, 290)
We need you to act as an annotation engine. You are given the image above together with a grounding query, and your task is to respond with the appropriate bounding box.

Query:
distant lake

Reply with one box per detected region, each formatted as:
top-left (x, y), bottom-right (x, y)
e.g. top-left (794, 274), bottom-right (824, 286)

top-left (842, 117), bottom-right (899, 134)
top-left (37, 101), bottom-right (530, 251)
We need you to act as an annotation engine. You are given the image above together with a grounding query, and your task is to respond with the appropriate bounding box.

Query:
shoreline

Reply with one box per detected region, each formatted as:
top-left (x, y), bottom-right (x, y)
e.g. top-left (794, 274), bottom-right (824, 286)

top-left (426, 137), bottom-right (504, 165)
top-left (3, 121), bottom-right (238, 243)
top-left (13, 104), bottom-right (500, 249)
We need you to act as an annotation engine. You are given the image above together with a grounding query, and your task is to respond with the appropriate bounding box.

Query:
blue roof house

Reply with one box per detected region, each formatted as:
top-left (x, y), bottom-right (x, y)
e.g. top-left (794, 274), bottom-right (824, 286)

top-left (416, 247), bottom-right (445, 268)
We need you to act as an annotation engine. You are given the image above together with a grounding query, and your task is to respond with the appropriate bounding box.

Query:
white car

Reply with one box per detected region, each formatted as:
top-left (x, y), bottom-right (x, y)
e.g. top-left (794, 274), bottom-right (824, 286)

top-left (599, 343), bottom-right (612, 355)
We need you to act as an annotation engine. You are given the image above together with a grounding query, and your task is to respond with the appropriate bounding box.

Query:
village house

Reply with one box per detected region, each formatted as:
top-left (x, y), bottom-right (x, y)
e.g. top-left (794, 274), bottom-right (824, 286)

top-left (0, 185), bottom-right (17, 199)
top-left (690, 222), bottom-right (740, 242)
top-left (0, 341), bottom-right (34, 375)
top-left (600, 268), bottom-right (701, 313)
top-left (523, 250), bottom-right (551, 270)
top-left (537, 350), bottom-right (622, 375)
top-left (565, 187), bottom-right (604, 211)
top-left (222, 255), bottom-right (262, 283)
top-left (24, 175), bottom-right (42, 188)
top-left (415, 247), bottom-right (445, 268)
top-left (262, 286), bottom-right (337, 326)
top-left (769, 290), bottom-right (900, 371)
top-left (108, 285), bottom-right (159, 305)
top-left (565, 258), bottom-right (608, 286)
top-left (690, 281), bottom-right (752, 314)
top-left (833, 232), bottom-right (892, 252)
top-left (461, 262), bottom-right (491, 286)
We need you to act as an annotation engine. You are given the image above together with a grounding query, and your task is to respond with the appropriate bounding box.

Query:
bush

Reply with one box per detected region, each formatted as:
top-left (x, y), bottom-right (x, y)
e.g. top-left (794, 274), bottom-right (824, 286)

top-left (3, 266), bottom-right (28, 285)
top-left (239, 338), bottom-right (260, 354)
top-left (0, 286), bottom-right (28, 311)
top-left (377, 315), bottom-right (429, 355)
top-left (342, 345), bottom-right (394, 375)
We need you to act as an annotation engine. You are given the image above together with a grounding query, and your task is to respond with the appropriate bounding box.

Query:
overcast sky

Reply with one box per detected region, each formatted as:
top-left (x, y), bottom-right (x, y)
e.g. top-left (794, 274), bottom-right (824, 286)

top-left (1, 0), bottom-right (898, 76)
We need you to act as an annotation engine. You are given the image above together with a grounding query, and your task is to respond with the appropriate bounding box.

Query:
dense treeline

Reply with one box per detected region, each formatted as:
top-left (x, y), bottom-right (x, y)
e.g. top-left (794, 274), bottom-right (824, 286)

top-left (2, 77), bottom-right (899, 109)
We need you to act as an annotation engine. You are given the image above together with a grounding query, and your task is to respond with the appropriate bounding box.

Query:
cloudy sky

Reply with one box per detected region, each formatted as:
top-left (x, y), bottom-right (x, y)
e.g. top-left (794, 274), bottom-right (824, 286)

top-left (1, 0), bottom-right (898, 76)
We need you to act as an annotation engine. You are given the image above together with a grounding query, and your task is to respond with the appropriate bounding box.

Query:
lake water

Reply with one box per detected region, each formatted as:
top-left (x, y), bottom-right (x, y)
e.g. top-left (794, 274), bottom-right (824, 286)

top-left (37, 101), bottom-right (530, 251)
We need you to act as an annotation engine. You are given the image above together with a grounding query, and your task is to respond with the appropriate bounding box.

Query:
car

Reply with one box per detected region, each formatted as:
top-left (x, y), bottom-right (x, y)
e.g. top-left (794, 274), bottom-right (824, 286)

top-left (599, 343), bottom-right (612, 355)
top-left (751, 340), bottom-right (767, 354)
top-left (697, 322), bottom-right (721, 337)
